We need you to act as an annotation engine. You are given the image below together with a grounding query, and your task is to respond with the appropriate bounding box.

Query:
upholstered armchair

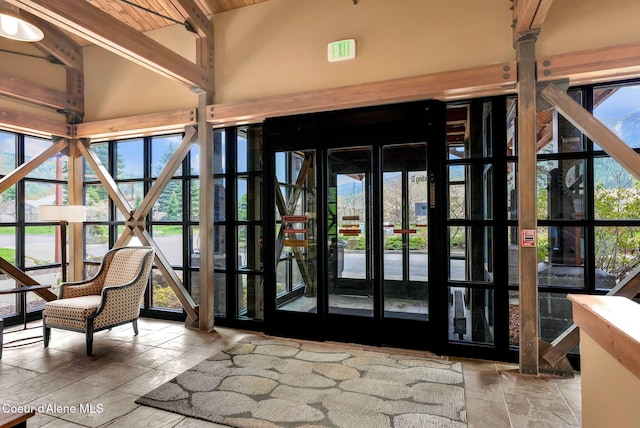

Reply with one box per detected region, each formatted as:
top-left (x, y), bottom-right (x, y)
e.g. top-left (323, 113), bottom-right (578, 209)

top-left (43, 246), bottom-right (154, 356)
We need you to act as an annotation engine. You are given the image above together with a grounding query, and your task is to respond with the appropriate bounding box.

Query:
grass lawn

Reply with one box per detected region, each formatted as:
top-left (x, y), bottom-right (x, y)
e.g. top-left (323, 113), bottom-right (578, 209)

top-left (0, 247), bottom-right (16, 264)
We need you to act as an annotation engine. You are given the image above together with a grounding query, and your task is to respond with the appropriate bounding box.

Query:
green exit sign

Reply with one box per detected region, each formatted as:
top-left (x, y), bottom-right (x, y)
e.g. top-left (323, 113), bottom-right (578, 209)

top-left (328, 39), bottom-right (356, 63)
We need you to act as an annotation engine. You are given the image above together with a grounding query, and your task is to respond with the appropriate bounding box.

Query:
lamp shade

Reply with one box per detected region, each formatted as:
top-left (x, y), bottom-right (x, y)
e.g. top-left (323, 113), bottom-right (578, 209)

top-left (38, 205), bottom-right (86, 223)
top-left (0, 8), bottom-right (43, 42)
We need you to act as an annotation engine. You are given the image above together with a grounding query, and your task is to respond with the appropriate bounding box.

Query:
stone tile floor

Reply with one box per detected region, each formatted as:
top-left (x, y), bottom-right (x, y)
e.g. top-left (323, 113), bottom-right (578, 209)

top-left (0, 318), bottom-right (581, 427)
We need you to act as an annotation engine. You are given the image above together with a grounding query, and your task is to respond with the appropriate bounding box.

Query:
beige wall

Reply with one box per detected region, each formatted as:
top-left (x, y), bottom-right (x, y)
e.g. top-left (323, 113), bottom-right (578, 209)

top-left (0, 38), bottom-right (67, 122)
top-left (538, 0), bottom-right (640, 56)
top-left (212, 0), bottom-right (514, 103)
top-left (2, 0), bottom-right (640, 123)
top-left (82, 26), bottom-right (198, 122)
top-left (580, 333), bottom-right (640, 428)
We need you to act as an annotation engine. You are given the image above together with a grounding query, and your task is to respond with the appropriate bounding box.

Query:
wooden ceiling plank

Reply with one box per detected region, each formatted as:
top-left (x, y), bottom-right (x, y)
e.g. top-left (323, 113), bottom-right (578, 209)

top-left (8, 0), bottom-right (212, 91)
top-left (135, 0), bottom-right (172, 29)
top-left (106, 0), bottom-right (156, 32)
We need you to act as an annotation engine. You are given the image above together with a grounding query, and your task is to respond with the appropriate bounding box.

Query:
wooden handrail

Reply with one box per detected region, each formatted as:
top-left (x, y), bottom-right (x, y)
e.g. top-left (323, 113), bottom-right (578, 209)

top-left (542, 249), bottom-right (640, 367)
top-left (569, 295), bottom-right (640, 380)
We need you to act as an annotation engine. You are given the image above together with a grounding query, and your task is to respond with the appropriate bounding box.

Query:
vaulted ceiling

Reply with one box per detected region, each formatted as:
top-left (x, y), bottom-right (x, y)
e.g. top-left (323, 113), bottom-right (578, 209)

top-left (84, 0), bottom-right (268, 43)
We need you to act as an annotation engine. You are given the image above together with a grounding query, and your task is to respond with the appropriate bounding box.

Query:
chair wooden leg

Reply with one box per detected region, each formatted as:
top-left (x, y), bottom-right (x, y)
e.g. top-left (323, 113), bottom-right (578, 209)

top-left (132, 319), bottom-right (139, 335)
top-left (86, 321), bottom-right (94, 356)
top-left (43, 323), bottom-right (50, 348)
top-left (1, 317), bottom-right (4, 359)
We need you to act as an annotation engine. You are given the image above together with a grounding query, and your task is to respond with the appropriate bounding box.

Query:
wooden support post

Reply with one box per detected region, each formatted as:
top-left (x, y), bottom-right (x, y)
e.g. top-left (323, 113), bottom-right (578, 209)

top-left (68, 139), bottom-right (84, 281)
top-left (516, 29), bottom-right (540, 375)
top-left (198, 92), bottom-right (215, 331)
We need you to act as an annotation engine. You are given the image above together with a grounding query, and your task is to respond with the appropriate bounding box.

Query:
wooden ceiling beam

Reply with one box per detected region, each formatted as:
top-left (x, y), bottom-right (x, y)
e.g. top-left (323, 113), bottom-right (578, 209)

top-left (512, 0), bottom-right (554, 40)
top-left (30, 15), bottom-right (84, 71)
top-left (0, 109), bottom-right (70, 138)
top-left (0, 70), bottom-right (83, 115)
top-left (7, 0), bottom-right (213, 92)
top-left (172, 0), bottom-right (214, 39)
top-left (539, 42), bottom-right (640, 86)
top-left (208, 62), bottom-right (517, 127)
top-left (75, 108), bottom-right (197, 140)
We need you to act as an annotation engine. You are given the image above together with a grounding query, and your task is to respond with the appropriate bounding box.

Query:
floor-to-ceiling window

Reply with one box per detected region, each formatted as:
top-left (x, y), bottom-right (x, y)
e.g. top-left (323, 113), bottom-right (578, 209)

top-left (83, 133), bottom-right (199, 319)
top-left (445, 98), bottom-right (510, 360)
top-left (506, 80), bottom-right (640, 361)
top-left (212, 125), bottom-right (264, 324)
top-left (3, 78), bottom-right (640, 365)
top-left (0, 132), bottom-right (65, 325)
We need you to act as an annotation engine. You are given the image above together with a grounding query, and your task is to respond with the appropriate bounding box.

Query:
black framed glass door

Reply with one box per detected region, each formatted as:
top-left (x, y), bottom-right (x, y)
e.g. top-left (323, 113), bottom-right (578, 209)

top-left (264, 101), bottom-right (446, 351)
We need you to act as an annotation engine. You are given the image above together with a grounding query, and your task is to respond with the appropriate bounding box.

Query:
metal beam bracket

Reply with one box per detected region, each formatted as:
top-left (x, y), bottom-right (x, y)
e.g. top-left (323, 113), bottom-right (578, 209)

top-left (536, 79), bottom-right (569, 112)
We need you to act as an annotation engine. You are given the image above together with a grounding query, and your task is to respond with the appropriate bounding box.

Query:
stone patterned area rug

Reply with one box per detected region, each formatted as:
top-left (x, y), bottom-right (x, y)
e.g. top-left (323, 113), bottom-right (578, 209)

top-left (136, 335), bottom-right (467, 427)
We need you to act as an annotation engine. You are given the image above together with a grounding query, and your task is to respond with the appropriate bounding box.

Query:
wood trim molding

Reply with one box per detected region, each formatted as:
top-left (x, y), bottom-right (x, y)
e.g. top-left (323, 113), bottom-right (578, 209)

top-left (569, 295), bottom-right (640, 380)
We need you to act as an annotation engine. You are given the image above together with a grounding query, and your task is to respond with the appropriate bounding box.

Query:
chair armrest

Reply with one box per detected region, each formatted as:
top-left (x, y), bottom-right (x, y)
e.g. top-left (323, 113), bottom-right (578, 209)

top-left (59, 279), bottom-right (103, 298)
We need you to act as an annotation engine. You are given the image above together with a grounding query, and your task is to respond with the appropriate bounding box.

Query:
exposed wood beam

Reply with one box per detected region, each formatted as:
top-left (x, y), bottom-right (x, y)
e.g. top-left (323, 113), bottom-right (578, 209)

top-left (77, 139), bottom-right (133, 216)
top-left (135, 228), bottom-right (199, 320)
top-left (0, 70), bottom-right (83, 115)
top-left (0, 138), bottom-right (68, 195)
top-left (512, 0), bottom-right (554, 39)
top-left (198, 91), bottom-right (214, 331)
top-left (0, 109), bottom-right (69, 138)
top-left (134, 127), bottom-right (197, 221)
top-left (0, 258), bottom-right (57, 301)
top-left (208, 62), bottom-right (517, 126)
top-left (67, 140), bottom-right (84, 281)
top-left (8, 0), bottom-right (213, 92)
top-left (540, 82), bottom-right (640, 181)
top-left (75, 108), bottom-right (197, 140)
top-left (172, 0), bottom-right (214, 39)
top-left (539, 42), bottom-right (640, 86)
top-left (516, 29), bottom-right (540, 376)
top-left (81, 127), bottom-right (200, 324)
top-left (31, 14), bottom-right (84, 71)
top-left (543, 263), bottom-right (640, 366)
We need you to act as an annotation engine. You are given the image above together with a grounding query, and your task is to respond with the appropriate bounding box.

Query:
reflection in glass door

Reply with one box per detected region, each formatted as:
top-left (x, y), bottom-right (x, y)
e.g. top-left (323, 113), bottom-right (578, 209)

top-left (264, 100), bottom-right (447, 351)
top-left (327, 147), bottom-right (373, 317)
top-left (274, 150), bottom-right (318, 314)
top-left (382, 144), bottom-right (429, 320)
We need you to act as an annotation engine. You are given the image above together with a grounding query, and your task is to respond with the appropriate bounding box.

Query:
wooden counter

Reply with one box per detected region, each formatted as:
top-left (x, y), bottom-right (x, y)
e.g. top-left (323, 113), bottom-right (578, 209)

top-left (568, 294), bottom-right (640, 428)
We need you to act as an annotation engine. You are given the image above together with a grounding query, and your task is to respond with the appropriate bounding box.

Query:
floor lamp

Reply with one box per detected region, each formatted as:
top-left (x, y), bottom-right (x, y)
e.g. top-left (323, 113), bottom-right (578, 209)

top-left (38, 205), bottom-right (86, 283)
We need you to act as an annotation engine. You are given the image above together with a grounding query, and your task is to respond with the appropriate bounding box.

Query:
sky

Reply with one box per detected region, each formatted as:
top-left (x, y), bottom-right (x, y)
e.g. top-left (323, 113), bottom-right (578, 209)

top-left (594, 84), bottom-right (640, 121)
